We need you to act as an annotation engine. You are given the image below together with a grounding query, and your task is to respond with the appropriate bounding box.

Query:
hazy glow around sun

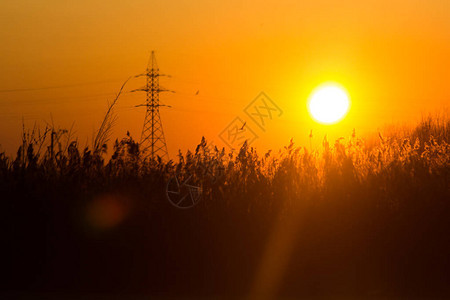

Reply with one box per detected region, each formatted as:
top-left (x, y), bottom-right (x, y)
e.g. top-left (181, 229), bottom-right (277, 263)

top-left (308, 83), bottom-right (350, 124)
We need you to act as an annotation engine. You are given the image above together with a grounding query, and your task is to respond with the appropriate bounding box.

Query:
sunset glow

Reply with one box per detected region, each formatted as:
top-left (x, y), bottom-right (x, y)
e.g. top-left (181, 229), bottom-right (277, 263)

top-left (1, 1), bottom-right (450, 298)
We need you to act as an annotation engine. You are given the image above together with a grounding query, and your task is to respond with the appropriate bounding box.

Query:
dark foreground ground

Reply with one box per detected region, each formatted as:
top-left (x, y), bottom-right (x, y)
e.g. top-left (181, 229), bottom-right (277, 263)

top-left (1, 124), bottom-right (450, 299)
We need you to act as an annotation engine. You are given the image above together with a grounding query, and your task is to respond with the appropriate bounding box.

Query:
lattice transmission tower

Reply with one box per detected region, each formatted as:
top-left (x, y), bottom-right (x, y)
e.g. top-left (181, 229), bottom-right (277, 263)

top-left (132, 51), bottom-right (171, 160)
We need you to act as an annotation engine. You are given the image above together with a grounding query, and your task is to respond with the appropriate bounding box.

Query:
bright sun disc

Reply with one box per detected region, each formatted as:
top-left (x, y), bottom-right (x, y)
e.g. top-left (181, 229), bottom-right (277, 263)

top-left (308, 83), bottom-right (350, 124)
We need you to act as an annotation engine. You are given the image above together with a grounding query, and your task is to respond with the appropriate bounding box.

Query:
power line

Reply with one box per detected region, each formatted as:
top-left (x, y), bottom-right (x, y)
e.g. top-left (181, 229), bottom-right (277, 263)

top-left (0, 78), bottom-right (126, 93)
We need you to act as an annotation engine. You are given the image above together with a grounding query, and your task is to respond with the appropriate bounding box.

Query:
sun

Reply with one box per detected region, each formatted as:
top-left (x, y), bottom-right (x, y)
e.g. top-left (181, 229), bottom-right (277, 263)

top-left (307, 83), bottom-right (350, 124)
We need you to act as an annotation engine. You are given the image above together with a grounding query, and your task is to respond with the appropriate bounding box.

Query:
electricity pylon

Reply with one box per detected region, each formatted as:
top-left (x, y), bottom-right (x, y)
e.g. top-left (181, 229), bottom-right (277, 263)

top-left (132, 51), bottom-right (171, 160)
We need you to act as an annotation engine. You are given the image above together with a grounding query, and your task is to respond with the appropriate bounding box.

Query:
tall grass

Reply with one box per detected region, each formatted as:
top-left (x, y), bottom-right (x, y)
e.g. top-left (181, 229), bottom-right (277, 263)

top-left (1, 115), bottom-right (449, 298)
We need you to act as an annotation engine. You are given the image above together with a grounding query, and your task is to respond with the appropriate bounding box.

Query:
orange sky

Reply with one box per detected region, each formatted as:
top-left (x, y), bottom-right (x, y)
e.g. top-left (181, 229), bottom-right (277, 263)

top-left (0, 0), bottom-right (449, 157)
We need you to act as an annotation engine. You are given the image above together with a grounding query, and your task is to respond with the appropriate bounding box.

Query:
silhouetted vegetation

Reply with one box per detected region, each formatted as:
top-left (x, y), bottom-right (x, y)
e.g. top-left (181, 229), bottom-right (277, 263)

top-left (1, 115), bottom-right (449, 298)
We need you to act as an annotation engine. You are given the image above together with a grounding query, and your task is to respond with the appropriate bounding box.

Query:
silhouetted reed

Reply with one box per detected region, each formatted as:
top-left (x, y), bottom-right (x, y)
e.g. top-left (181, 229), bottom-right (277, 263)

top-left (1, 115), bottom-right (449, 298)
